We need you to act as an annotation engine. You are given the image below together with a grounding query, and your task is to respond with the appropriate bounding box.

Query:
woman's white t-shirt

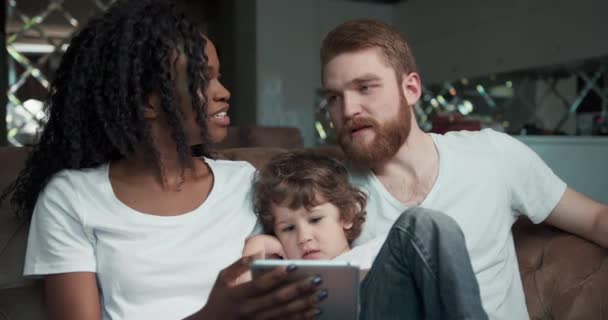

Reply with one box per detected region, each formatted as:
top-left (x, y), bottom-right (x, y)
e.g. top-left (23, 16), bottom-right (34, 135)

top-left (24, 159), bottom-right (258, 320)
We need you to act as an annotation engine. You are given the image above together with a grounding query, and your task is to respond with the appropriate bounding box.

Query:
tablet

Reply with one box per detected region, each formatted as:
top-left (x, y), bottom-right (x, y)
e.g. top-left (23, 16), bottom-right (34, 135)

top-left (251, 259), bottom-right (359, 319)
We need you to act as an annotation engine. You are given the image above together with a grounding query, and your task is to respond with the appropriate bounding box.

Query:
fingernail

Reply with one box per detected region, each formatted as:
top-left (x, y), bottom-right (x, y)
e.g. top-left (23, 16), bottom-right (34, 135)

top-left (310, 275), bottom-right (322, 286)
top-left (317, 289), bottom-right (328, 301)
top-left (314, 308), bottom-right (323, 316)
top-left (287, 264), bottom-right (297, 272)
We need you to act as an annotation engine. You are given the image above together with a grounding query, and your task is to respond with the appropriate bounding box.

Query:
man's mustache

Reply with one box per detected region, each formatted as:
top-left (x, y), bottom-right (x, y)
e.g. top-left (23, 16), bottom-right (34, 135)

top-left (343, 117), bottom-right (377, 132)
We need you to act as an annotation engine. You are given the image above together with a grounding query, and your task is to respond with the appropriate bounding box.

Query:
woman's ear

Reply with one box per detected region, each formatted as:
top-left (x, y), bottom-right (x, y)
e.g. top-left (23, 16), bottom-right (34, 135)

top-left (144, 92), bottom-right (161, 119)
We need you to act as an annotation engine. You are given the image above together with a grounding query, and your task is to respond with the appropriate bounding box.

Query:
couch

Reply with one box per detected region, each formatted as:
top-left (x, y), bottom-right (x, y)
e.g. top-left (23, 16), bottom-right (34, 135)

top-left (213, 126), bottom-right (304, 149)
top-left (1, 138), bottom-right (607, 319)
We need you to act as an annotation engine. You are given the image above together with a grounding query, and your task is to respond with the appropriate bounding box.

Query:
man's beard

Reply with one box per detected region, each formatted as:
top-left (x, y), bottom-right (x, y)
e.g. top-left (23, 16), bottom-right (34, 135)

top-left (337, 95), bottom-right (411, 168)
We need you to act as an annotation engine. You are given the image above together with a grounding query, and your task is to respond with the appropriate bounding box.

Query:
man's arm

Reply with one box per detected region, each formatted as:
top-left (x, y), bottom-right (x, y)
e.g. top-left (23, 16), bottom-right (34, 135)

top-left (544, 187), bottom-right (608, 248)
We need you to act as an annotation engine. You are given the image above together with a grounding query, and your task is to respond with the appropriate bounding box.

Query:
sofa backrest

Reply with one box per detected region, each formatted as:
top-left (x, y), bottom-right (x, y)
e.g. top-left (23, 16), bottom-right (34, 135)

top-left (0, 147), bottom-right (31, 287)
top-left (213, 126), bottom-right (305, 149)
top-left (0, 147), bottom-right (46, 319)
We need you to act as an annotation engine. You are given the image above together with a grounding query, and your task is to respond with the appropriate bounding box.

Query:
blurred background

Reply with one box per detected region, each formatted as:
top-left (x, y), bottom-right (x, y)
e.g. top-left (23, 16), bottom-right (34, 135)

top-left (2, 0), bottom-right (607, 147)
top-left (2, 0), bottom-right (607, 148)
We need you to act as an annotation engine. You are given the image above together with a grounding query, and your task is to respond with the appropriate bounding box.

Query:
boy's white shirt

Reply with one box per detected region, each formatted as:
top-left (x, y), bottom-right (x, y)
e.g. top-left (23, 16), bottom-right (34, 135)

top-left (333, 235), bottom-right (387, 269)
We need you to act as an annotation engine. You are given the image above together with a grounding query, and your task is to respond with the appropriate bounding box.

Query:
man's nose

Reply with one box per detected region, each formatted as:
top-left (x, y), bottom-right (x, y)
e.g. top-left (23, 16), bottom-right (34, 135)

top-left (342, 92), bottom-right (362, 119)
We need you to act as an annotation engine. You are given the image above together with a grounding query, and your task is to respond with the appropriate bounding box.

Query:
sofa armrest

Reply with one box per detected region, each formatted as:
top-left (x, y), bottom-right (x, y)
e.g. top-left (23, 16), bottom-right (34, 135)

top-left (513, 218), bottom-right (608, 319)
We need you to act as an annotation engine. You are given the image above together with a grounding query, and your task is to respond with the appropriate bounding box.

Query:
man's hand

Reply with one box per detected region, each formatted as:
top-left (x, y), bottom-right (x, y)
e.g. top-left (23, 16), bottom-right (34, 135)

top-left (192, 256), bottom-right (325, 319)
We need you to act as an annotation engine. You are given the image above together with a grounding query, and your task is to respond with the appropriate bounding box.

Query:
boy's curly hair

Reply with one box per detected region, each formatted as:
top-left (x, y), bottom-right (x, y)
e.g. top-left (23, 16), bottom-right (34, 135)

top-left (252, 150), bottom-right (367, 243)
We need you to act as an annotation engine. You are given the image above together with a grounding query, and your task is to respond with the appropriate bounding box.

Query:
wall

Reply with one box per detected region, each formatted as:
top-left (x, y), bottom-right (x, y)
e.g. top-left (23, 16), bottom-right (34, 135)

top-left (232, 0), bottom-right (258, 126)
top-left (519, 136), bottom-right (608, 203)
top-left (394, 0), bottom-right (608, 83)
top-left (0, 0), bottom-right (6, 146)
top-left (254, 0), bottom-right (394, 146)
top-left (230, 0), bottom-right (605, 144)
top-left (206, 0), bottom-right (258, 128)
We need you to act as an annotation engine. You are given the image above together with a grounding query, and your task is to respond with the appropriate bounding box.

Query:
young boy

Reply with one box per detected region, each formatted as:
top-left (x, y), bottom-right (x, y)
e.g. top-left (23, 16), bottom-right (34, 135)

top-left (241, 151), bottom-right (488, 319)
top-left (243, 150), bottom-right (385, 270)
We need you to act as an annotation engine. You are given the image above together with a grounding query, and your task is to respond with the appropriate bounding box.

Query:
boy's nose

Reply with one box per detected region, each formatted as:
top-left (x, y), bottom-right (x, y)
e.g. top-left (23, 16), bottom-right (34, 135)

top-left (296, 228), bottom-right (313, 245)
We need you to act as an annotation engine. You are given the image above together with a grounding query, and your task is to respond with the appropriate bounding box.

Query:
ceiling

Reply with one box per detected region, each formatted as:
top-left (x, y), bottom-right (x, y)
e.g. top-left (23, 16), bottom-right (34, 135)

top-left (343, 0), bottom-right (407, 3)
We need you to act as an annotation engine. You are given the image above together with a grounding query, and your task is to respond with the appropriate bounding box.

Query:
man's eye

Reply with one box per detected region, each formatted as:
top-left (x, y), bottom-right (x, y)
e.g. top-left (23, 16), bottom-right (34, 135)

top-left (359, 85), bottom-right (370, 93)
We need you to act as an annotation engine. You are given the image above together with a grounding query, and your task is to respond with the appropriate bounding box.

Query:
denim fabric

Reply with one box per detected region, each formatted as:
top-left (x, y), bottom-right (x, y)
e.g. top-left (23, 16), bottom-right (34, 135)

top-left (359, 207), bottom-right (488, 320)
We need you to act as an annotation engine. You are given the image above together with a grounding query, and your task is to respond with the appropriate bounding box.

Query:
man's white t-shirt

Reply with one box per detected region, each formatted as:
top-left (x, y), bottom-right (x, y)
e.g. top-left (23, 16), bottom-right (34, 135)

top-left (348, 129), bottom-right (567, 320)
top-left (24, 159), bottom-right (258, 320)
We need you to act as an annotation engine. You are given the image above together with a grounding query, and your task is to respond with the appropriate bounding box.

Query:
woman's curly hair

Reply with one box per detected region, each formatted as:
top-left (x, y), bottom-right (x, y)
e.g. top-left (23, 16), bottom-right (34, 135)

top-left (1, 0), bottom-right (211, 220)
top-left (252, 150), bottom-right (367, 244)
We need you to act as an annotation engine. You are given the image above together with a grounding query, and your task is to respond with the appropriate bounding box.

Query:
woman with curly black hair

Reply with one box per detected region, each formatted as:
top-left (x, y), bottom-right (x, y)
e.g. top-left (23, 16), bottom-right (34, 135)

top-left (2, 1), bottom-right (324, 319)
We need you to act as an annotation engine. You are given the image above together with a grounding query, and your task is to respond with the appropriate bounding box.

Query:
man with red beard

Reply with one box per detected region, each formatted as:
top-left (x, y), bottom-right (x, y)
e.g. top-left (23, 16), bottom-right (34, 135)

top-left (321, 19), bottom-right (608, 320)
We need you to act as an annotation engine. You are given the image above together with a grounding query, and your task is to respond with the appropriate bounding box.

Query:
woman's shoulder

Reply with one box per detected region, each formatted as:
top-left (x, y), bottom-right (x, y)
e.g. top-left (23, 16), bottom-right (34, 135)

top-left (43, 164), bottom-right (109, 197)
top-left (51, 164), bottom-right (108, 184)
top-left (34, 165), bottom-right (109, 221)
top-left (204, 158), bottom-right (256, 175)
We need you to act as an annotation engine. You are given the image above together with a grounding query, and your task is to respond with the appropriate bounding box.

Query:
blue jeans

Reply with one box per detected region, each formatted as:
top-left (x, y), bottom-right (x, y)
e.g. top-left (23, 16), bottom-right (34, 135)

top-left (359, 208), bottom-right (488, 320)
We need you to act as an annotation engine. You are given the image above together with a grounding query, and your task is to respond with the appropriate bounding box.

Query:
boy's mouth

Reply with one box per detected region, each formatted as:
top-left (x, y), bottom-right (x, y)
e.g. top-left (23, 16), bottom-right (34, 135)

top-left (302, 249), bottom-right (322, 260)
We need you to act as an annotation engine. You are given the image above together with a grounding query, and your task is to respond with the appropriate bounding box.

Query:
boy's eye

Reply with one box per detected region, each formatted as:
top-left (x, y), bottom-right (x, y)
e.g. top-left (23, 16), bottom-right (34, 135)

top-left (309, 217), bottom-right (323, 224)
top-left (281, 225), bottom-right (295, 232)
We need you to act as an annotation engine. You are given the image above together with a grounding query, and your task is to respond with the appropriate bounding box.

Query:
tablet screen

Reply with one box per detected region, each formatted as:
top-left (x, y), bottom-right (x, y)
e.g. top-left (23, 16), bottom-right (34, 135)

top-left (251, 260), bottom-right (359, 319)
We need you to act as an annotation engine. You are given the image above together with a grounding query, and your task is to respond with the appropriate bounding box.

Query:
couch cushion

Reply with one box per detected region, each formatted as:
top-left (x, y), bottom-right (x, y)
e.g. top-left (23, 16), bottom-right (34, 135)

top-left (0, 284), bottom-right (46, 320)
